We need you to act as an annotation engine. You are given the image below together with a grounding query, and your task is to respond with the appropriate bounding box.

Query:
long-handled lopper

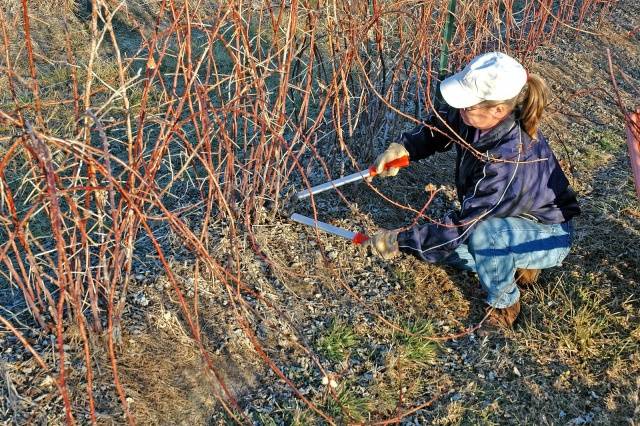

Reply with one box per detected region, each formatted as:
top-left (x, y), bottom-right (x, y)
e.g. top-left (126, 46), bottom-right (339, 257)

top-left (290, 213), bottom-right (369, 245)
top-left (294, 156), bottom-right (409, 200)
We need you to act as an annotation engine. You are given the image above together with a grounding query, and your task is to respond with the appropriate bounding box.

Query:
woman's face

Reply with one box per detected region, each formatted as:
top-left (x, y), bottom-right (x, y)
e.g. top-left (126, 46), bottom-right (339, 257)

top-left (459, 103), bottom-right (509, 130)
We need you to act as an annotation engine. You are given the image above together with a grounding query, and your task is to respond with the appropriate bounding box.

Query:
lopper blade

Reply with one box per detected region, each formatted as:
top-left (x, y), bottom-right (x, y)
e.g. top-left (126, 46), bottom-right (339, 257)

top-left (295, 170), bottom-right (371, 200)
top-left (290, 213), bottom-right (369, 244)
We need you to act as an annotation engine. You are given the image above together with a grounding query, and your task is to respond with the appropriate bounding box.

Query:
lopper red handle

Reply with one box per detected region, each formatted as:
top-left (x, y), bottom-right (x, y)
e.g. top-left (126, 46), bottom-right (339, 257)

top-left (368, 155), bottom-right (410, 177)
top-left (352, 232), bottom-right (369, 245)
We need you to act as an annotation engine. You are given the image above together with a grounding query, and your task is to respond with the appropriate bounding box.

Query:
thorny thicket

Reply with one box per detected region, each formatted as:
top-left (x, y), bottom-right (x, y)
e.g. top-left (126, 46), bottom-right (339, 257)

top-left (0, 0), bottom-right (620, 423)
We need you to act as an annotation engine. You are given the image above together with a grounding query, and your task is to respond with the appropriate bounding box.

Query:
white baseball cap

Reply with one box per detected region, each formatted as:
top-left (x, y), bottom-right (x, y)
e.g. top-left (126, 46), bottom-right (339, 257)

top-left (440, 52), bottom-right (528, 109)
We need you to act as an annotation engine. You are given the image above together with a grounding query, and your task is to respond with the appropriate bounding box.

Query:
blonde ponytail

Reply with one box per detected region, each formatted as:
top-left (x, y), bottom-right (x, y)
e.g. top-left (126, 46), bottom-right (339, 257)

top-left (518, 73), bottom-right (548, 139)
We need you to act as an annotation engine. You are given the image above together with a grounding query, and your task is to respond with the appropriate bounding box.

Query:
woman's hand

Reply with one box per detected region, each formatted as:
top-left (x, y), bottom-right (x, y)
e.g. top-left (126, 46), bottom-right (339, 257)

top-left (370, 142), bottom-right (409, 180)
top-left (364, 229), bottom-right (400, 260)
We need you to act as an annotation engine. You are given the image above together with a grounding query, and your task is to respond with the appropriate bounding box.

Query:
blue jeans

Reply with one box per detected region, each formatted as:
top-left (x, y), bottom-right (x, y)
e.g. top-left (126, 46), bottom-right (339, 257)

top-left (442, 217), bottom-right (573, 309)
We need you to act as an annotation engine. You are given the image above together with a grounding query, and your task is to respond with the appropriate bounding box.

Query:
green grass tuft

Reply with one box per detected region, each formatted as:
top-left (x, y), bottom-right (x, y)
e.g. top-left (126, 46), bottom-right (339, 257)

top-left (318, 319), bottom-right (359, 363)
top-left (393, 319), bottom-right (439, 366)
top-left (590, 129), bottom-right (625, 152)
top-left (326, 384), bottom-right (370, 423)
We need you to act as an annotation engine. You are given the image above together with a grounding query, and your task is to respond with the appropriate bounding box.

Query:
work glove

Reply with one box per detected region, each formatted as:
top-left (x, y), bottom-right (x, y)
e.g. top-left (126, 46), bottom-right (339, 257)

top-left (365, 229), bottom-right (400, 260)
top-left (369, 142), bottom-right (409, 180)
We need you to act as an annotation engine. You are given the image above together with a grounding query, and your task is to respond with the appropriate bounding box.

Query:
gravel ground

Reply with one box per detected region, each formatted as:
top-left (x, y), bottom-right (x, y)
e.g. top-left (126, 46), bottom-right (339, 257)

top-left (2, 1), bottom-right (640, 424)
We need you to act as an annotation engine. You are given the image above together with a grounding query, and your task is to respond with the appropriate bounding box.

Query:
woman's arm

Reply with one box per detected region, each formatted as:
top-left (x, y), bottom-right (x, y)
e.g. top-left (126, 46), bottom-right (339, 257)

top-left (401, 108), bottom-right (458, 161)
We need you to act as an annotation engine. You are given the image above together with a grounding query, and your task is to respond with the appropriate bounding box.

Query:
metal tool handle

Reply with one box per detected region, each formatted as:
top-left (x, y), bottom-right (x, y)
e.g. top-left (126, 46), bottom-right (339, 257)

top-left (368, 155), bottom-right (410, 177)
top-left (295, 155), bottom-right (410, 200)
top-left (290, 213), bottom-right (369, 245)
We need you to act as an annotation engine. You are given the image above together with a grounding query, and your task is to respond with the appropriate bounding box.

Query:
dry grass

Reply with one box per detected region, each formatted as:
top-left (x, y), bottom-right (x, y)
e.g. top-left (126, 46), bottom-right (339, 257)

top-left (114, 307), bottom-right (219, 425)
top-left (1, 0), bottom-right (639, 424)
top-left (0, 360), bottom-right (22, 423)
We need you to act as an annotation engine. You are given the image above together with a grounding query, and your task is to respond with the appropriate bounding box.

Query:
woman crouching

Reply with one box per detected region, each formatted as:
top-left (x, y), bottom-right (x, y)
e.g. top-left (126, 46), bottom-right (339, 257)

top-left (367, 52), bottom-right (580, 334)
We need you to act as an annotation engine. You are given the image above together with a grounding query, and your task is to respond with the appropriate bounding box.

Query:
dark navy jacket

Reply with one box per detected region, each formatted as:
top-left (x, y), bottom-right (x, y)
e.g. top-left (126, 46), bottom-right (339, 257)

top-left (396, 108), bottom-right (580, 263)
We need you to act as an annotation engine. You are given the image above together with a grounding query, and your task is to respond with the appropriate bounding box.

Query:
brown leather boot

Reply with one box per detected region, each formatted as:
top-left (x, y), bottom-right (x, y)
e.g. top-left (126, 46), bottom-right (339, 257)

top-left (516, 269), bottom-right (540, 287)
top-left (478, 300), bottom-right (521, 336)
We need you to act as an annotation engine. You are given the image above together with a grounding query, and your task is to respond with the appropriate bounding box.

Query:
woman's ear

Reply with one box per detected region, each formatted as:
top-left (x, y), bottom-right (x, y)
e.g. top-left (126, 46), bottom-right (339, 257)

top-left (492, 104), bottom-right (509, 119)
